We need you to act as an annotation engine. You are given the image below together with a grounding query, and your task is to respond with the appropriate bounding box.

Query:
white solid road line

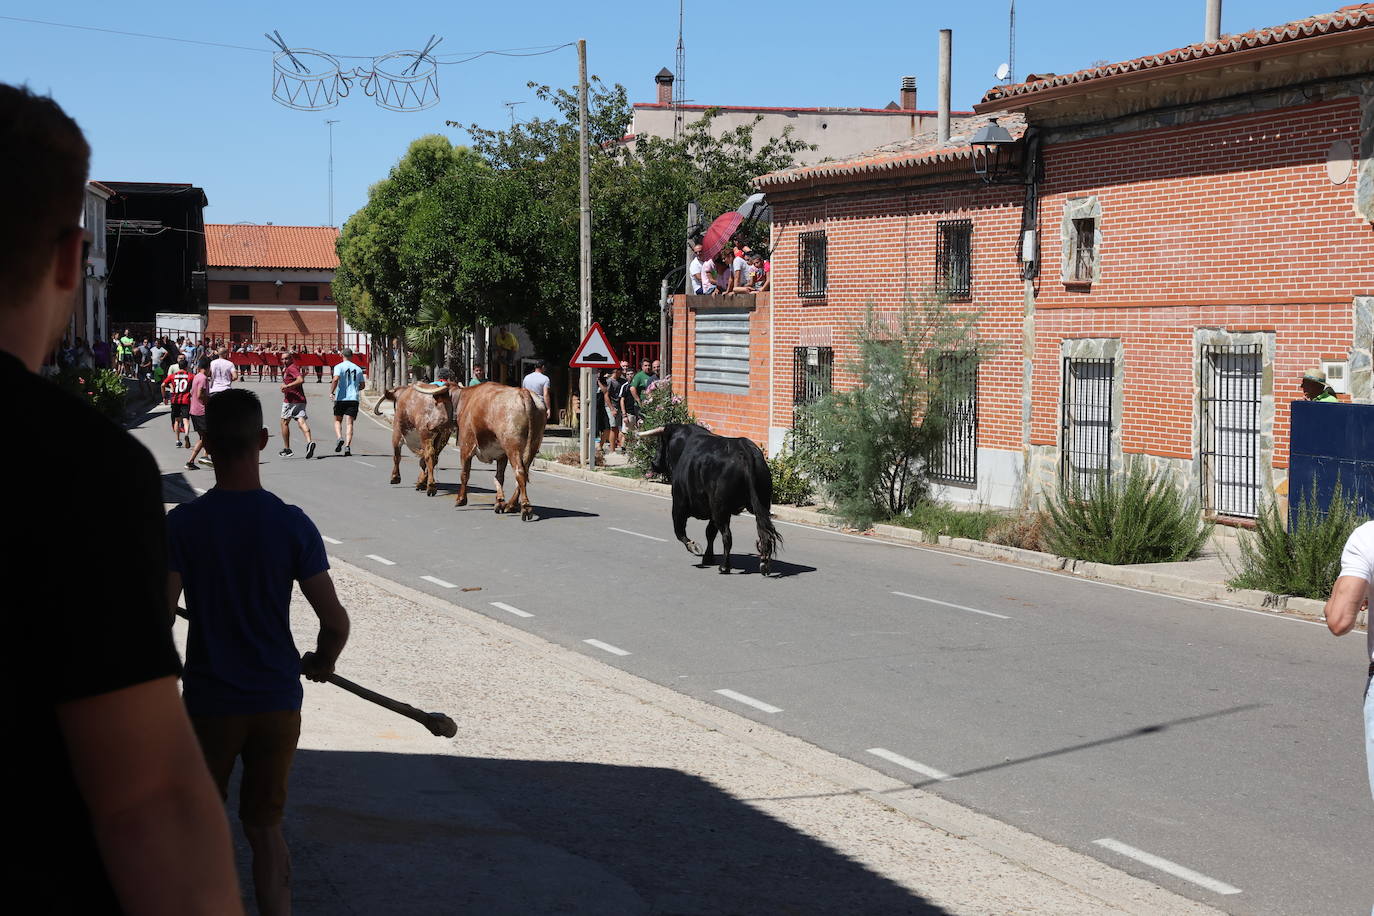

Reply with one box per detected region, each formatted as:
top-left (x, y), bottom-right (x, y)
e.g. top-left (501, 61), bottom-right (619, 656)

top-left (608, 526), bottom-right (668, 542)
top-left (321, 536), bottom-right (343, 545)
top-left (583, 638), bottom-right (631, 656)
top-left (865, 747), bottom-right (955, 782)
top-left (892, 591), bottom-right (1011, 620)
top-left (490, 601), bottom-right (534, 618)
top-left (420, 575), bottom-right (456, 589)
top-left (365, 554), bottom-right (396, 566)
top-left (714, 689), bottom-right (782, 714)
top-left (1093, 838), bottom-right (1242, 895)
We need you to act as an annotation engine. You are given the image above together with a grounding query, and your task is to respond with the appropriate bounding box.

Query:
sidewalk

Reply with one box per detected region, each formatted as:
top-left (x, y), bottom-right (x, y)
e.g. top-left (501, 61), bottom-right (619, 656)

top-left (200, 560), bottom-right (1218, 915)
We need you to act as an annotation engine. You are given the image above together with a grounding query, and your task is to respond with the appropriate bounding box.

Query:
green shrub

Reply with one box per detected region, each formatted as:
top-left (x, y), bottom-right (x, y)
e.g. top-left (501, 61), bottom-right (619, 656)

top-left (891, 500), bottom-right (1003, 542)
top-left (49, 366), bottom-right (127, 423)
top-left (791, 297), bottom-right (990, 528)
top-left (1043, 461), bottom-right (1211, 564)
top-left (628, 382), bottom-right (699, 473)
top-left (768, 451), bottom-right (814, 506)
top-left (987, 511), bottom-right (1050, 553)
top-left (1228, 482), bottom-right (1368, 599)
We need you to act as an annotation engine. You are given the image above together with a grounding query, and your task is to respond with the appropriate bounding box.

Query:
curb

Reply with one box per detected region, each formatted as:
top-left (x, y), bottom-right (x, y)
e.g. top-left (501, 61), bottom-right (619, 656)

top-left (530, 458), bottom-right (1364, 630)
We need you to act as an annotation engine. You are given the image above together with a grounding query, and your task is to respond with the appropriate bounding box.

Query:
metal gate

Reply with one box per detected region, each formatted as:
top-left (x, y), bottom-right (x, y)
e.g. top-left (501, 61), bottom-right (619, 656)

top-left (931, 353), bottom-right (977, 485)
top-left (1061, 357), bottom-right (1115, 492)
top-left (1199, 343), bottom-right (1263, 518)
top-left (693, 309), bottom-right (751, 393)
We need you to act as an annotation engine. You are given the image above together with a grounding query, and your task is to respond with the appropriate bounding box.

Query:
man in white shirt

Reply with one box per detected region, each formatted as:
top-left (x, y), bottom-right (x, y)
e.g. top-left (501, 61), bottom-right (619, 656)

top-left (209, 350), bottom-right (237, 394)
top-left (688, 243), bottom-right (706, 295)
top-left (521, 359), bottom-right (551, 421)
top-left (1324, 520), bottom-right (1374, 799)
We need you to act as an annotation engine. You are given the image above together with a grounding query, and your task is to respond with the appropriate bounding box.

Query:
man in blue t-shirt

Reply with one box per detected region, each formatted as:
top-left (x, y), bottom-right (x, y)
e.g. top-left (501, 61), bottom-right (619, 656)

top-left (167, 388), bottom-right (350, 915)
top-left (329, 347), bottom-right (366, 457)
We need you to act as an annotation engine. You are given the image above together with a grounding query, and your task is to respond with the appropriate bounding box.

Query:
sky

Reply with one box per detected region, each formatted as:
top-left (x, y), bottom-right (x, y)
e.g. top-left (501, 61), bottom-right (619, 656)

top-left (1, 1), bottom-right (1326, 228)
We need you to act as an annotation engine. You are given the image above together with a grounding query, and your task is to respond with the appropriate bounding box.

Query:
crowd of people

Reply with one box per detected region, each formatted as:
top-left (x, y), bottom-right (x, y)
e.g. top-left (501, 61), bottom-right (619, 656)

top-left (688, 240), bottom-right (770, 296)
top-left (593, 357), bottom-right (663, 455)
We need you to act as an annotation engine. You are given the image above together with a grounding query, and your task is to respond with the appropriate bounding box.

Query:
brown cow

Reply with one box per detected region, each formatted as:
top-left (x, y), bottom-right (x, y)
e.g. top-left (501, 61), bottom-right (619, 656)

top-left (452, 381), bottom-right (546, 520)
top-left (375, 382), bottom-right (458, 496)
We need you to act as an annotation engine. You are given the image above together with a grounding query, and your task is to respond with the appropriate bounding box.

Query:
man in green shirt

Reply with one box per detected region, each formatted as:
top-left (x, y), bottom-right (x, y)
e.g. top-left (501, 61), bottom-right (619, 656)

top-left (468, 363), bottom-right (487, 386)
top-left (118, 329), bottom-right (134, 376)
top-left (630, 358), bottom-right (653, 410)
top-left (1301, 368), bottom-right (1340, 403)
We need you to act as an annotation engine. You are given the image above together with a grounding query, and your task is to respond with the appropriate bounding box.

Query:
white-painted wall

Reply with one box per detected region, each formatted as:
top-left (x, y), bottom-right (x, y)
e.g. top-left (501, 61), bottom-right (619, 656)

top-left (930, 448), bottom-right (1025, 510)
top-left (629, 107), bottom-right (946, 164)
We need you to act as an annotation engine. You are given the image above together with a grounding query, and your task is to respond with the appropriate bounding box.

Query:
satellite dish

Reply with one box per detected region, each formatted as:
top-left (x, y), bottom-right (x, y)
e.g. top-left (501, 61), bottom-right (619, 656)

top-left (996, 62), bottom-right (1011, 81)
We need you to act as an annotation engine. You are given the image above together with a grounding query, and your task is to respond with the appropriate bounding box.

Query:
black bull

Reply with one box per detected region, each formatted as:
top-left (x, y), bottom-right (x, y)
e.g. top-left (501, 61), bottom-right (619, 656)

top-left (641, 423), bottom-right (782, 575)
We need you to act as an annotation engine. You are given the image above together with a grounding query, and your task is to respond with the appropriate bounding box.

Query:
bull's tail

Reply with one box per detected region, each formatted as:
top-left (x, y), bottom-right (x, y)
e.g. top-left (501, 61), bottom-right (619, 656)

top-left (374, 387), bottom-right (401, 415)
top-left (746, 445), bottom-right (782, 564)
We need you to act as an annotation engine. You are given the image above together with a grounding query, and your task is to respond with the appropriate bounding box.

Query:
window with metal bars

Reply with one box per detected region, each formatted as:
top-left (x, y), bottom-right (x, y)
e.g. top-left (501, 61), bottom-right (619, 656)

top-left (936, 219), bottom-right (972, 301)
top-left (1199, 343), bottom-right (1263, 518)
top-left (1060, 357), bottom-right (1114, 491)
top-left (929, 352), bottom-right (978, 485)
top-left (797, 230), bottom-right (827, 298)
top-left (1070, 218), bottom-right (1095, 282)
top-left (791, 347), bottom-right (833, 409)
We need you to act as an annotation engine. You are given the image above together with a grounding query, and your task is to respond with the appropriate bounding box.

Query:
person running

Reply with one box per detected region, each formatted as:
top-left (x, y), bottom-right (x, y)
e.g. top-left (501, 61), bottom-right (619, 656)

top-left (278, 351), bottom-right (315, 459)
top-left (166, 388), bottom-right (350, 916)
top-left (185, 356), bottom-right (213, 470)
top-left (329, 347), bottom-right (365, 457)
top-left (163, 355), bottom-right (195, 448)
top-left (209, 346), bottom-right (237, 395)
top-left (521, 359), bottom-right (552, 422)
top-left (2, 80), bottom-right (240, 914)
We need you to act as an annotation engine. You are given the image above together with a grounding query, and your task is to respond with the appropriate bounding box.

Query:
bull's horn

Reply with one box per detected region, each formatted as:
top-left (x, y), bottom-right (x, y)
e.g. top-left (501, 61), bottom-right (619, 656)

top-left (638, 426), bottom-right (665, 438)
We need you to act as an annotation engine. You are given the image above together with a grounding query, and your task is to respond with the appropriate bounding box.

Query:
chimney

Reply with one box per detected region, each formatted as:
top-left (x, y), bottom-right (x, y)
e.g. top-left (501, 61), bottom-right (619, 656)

top-left (655, 67), bottom-right (675, 105)
top-left (937, 30), bottom-right (952, 144)
top-left (900, 75), bottom-right (917, 110)
top-left (1205, 0), bottom-right (1222, 42)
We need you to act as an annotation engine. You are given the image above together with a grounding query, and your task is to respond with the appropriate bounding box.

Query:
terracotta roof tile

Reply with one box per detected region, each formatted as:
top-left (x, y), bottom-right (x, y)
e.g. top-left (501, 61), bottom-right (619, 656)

top-left (980, 3), bottom-right (1374, 106)
top-left (755, 112), bottom-right (1026, 189)
top-left (205, 224), bottom-right (340, 270)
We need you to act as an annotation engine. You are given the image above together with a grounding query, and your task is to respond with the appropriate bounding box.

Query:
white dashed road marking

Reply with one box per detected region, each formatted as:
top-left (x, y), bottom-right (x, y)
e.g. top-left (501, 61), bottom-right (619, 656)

top-left (1093, 839), bottom-right (1242, 895)
top-left (420, 575), bottom-right (456, 589)
top-left (714, 689), bottom-right (782, 714)
top-left (353, 460), bottom-right (376, 468)
top-left (366, 554), bottom-right (396, 566)
top-left (583, 639), bottom-right (630, 656)
top-left (321, 536), bottom-right (343, 545)
top-left (866, 747), bottom-right (954, 782)
top-left (608, 526), bottom-right (667, 542)
top-left (193, 487), bottom-right (207, 495)
top-left (490, 601), bottom-right (533, 618)
top-left (892, 591), bottom-right (1011, 620)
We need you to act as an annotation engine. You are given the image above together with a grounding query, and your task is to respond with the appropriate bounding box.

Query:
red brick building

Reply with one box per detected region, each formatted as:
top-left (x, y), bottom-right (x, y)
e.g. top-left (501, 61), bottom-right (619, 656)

top-left (205, 224), bottom-right (343, 344)
top-left (671, 4), bottom-right (1373, 518)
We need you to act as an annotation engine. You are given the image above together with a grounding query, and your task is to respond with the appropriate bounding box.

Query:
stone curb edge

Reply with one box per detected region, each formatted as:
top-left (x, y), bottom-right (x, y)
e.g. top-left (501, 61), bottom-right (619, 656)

top-left (529, 457), bottom-right (1366, 631)
top-left (328, 555), bottom-right (1219, 916)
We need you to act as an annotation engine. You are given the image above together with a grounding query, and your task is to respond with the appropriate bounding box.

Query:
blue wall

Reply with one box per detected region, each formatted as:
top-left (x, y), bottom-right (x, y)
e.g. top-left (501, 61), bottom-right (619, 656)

top-left (1288, 400), bottom-right (1374, 525)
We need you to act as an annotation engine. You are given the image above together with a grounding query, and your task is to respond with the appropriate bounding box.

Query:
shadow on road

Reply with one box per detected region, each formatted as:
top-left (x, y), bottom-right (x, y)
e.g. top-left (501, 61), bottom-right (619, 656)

top-left (274, 749), bottom-right (948, 915)
top-left (697, 554), bottom-right (817, 578)
top-left (161, 471), bottom-right (198, 505)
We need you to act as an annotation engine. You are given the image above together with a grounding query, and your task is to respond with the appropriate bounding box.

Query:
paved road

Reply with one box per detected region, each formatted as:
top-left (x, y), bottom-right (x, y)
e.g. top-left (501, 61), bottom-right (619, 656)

top-left (145, 379), bottom-right (1372, 915)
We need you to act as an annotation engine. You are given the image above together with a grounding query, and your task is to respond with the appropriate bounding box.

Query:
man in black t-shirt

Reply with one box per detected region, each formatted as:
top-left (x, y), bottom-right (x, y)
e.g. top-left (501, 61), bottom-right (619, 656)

top-left (2, 83), bottom-right (240, 913)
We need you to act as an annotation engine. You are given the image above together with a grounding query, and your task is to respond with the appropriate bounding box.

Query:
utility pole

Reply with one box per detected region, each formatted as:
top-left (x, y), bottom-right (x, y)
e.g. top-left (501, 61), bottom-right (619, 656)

top-left (325, 119), bottom-right (340, 226)
top-left (577, 39), bottom-right (593, 469)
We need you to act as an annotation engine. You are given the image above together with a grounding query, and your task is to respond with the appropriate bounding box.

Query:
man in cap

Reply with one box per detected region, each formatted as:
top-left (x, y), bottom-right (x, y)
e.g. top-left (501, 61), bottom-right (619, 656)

top-left (1300, 368), bottom-right (1339, 403)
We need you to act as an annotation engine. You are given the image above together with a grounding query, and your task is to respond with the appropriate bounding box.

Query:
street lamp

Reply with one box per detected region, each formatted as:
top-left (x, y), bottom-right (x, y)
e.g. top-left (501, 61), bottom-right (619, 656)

top-left (969, 118), bottom-right (1018, 183)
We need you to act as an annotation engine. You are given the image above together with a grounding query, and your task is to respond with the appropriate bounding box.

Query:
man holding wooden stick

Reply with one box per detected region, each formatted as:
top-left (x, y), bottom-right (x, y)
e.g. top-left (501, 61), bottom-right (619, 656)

top-left (167, 388), bottom-right (350, 916)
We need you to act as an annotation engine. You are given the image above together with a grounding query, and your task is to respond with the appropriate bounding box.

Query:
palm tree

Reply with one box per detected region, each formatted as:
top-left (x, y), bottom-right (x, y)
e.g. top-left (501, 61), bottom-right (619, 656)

top-left (404, 301), bottom-right (467, 379)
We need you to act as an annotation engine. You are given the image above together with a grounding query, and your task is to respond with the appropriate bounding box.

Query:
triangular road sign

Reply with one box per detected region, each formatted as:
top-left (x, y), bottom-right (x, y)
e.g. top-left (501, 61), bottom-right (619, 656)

top-left (569, 322), bottom-right (618, 368)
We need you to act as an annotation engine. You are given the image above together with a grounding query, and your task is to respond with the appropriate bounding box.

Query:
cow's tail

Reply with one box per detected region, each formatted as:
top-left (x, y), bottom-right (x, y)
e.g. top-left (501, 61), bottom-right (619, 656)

top-left (747, 444), bottom-right (782, 561)
top-left (374, 387), bottom-right (401, 415)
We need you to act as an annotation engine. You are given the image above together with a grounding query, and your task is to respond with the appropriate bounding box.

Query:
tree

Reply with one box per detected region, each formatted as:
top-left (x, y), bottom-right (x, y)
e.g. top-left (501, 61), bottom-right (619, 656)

top-left (465, 80), bottom-right (812, 359)
top-left (792, 296), bottom-right (991, 528)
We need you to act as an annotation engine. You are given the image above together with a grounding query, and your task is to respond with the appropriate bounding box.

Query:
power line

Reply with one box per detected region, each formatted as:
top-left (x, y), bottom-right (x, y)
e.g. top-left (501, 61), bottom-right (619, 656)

top-left (0, 15), bottom-right (572, 64)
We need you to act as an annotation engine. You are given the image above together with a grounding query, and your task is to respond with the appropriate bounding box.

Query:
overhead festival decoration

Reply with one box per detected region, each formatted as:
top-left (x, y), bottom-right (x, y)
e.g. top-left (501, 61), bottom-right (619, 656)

top-left (267, 31), bottom-right (443, 112)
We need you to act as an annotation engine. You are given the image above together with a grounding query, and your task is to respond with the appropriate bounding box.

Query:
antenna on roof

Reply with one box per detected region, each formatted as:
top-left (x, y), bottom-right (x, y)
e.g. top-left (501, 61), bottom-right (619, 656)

top-left (1007, 0), bottom-right (1016, 84)
top-left (503, 100), bottom-right (526, 125)
top-left (674, 0), bottom-right (686, 139)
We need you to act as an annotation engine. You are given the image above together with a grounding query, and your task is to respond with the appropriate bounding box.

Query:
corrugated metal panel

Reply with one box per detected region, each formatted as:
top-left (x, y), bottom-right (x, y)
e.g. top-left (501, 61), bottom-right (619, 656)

top-left (694, 309), bottom-right (751, 394)
top-left (1289, 401), bottom-right (1374, 525)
